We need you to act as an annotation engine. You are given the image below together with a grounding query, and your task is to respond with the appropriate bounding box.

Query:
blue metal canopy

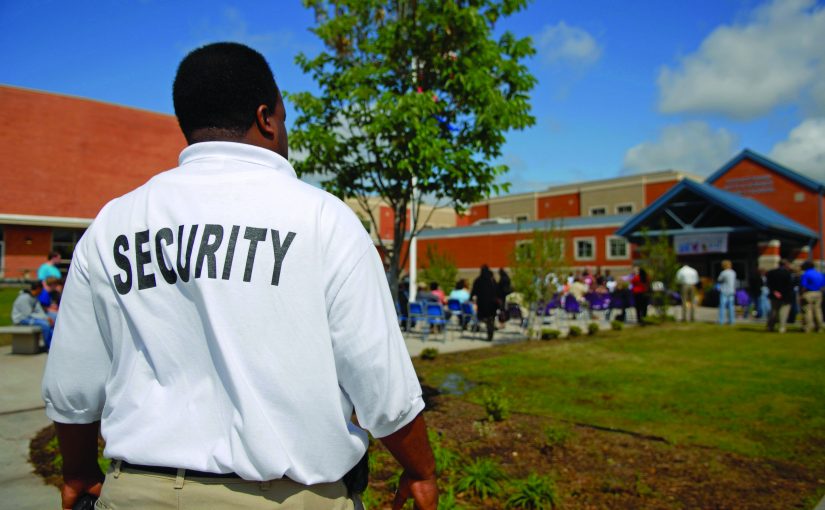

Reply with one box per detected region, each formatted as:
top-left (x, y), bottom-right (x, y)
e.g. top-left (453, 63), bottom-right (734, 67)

top-left (616, 179), bottom-right (818, 242)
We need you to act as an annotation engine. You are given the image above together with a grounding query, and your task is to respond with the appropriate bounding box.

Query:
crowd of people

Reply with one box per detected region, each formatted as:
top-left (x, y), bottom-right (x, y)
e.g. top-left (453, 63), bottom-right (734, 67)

top-left (399, 265), bottom-right (512, 342)
top-left (10, 251), bottom-right (64, 351)
top-left (677, 258), bottom-right (823, 333)
top-left (397, 257), bottom-right (825, 337)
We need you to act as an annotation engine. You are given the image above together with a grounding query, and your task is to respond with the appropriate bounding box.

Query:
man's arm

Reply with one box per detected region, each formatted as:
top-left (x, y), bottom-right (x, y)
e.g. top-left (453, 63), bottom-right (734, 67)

top-left (55, 422), bottom-right (104, 510)
top-left (380, 412), bottom-right (438, 510)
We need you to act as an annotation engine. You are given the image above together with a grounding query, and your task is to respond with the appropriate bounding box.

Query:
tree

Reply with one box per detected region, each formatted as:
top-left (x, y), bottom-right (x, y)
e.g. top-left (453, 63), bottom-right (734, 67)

top-left (638, 226), bottom-right (679, 317)
top-left (509, 224), bottom-right (567, 336)
top-left (418, 244), bottom-right (458, 295)
top-left (289, 0), bottom-right (536, 302)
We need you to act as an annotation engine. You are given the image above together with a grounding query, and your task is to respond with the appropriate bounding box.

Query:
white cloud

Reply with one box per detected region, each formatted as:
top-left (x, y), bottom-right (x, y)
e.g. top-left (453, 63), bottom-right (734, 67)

top-left (769, 118), bottom-right (825, 182)
top-left (537, 21), bottom-right (602, 67)
top-left (658, 0), bottom-right (825, 119)
top-left (623, 122), bottom-right (738, 176)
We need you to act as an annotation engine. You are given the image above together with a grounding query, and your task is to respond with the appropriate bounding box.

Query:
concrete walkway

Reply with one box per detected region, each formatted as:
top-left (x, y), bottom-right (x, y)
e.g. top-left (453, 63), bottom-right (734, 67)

top-left (0, 346), bottom-right (61, 509)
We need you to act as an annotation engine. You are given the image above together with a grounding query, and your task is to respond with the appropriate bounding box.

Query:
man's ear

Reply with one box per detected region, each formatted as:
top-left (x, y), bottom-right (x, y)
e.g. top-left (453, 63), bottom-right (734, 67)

top-left (255, 104), bottom-right (275, 139)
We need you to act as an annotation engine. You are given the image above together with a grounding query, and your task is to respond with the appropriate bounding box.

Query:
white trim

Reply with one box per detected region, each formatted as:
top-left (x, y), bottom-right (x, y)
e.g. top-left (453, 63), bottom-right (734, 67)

top-left (0, 213), bottom-right (93, 228)
top-left (416, 220), bottom-right (626, 240)
top-left (615, 203), bottom-right (635, 214)
top-left (606, 236), bottom-right (629, 260)
top-left (588, 205), bottom-right (608, 217)
top-left (573, 236), bottom-right (596, 261)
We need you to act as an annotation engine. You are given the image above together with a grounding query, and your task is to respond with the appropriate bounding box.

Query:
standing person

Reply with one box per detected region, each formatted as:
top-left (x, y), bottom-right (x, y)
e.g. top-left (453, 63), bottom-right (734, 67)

top-left (766, 259), bottom-right (794, 333)
top-left (800, 261), bottom-right (824, 333)
top-left (630, 265), bottom-right (650, 324)
top-left (471, 265), bottom-right (498, 341)
top-left (12, 281), bottom-right (55, 351)
top-left (717, 260), bottom-right (737, 325)
top-left (675, 263), bottom-right (699, 322)
top-left (37, 251), bottom-right (62, 282)
top-left (41, 43), bottom-right (436, 510)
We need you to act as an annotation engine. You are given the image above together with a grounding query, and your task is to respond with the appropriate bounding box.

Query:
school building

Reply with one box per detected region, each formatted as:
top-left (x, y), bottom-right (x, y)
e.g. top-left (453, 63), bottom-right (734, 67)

top-left (1, 85), bottom-right (823, 283)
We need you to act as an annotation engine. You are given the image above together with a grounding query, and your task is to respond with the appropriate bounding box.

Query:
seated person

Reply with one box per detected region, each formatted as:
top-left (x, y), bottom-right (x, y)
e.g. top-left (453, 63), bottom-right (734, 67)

top-left (448, 279), bottom-right (471, 303)
top-left (429, 281), bottom-right (446, 305)
top-left (415, 284), bottom-right (439, 303)
top-left (11, 281), bottom-right (55, 351)
top-left (39, 277), bottom-right (61, 318)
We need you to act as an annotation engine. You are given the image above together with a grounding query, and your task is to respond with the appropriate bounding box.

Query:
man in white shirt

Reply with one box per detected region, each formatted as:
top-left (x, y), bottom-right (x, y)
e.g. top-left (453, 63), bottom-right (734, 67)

top-left (42, 42), bottom-right (436, 510)
top-left (675, 263), bottom-right (699, 322)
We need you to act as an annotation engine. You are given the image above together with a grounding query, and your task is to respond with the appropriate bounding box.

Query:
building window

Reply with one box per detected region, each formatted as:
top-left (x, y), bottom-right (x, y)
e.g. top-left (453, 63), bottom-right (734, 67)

top-left (606, 236), bottom-right (628, 260)
top-left (515, 214), bottom-right (529, 222)
top-left (574, 237), bottom-right (595, 260)
top-left (52, 228), bottom-right (86, 261)
top-left (589, 207), bottom-right (607, 216)
top-left (616, 203), bottom-right (634, 214)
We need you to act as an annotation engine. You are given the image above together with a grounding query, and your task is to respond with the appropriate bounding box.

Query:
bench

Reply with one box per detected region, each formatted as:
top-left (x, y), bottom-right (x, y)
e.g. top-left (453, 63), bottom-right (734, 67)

top-left (0, 326), bottom-right (42, 354)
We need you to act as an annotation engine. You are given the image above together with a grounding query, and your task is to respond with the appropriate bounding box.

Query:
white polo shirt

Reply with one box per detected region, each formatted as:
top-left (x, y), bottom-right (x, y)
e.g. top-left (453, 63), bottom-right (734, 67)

top-left (41, 142), bottom-right (424, 484)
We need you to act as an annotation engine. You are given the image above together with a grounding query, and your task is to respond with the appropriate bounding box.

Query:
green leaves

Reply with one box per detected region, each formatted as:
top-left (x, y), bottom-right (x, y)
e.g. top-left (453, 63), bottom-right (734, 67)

top-left (290, 0), bottom-right (537, 296)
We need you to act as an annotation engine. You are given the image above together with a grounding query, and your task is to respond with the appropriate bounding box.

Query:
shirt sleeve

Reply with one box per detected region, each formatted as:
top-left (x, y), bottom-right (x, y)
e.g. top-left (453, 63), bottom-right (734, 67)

top-left (41, 235), bottom-right (112, 424)
top-left (327, 245), bottom-right (424, 439)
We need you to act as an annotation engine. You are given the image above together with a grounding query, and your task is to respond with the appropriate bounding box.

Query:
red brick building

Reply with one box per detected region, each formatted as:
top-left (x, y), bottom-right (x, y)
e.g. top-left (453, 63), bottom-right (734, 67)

top-left (0, 85), bottom-right (185, 278)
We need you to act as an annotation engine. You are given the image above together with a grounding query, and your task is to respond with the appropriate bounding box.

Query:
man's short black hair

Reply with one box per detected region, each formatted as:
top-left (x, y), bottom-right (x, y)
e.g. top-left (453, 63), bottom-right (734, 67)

top-left (173, 42), bottom-right (279, 142)
top-left (802, 260), bottom-right (814, 271)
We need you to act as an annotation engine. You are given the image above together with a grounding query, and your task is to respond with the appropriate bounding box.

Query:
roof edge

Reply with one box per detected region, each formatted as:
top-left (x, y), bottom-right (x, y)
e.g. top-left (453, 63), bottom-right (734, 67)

top-left (706, 148), bottom-right (824, 192)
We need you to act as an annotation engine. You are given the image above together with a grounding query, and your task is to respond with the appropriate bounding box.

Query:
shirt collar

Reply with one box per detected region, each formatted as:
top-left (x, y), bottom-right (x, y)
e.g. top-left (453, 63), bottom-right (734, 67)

top-left (178, 141), bottom-right (297, 179)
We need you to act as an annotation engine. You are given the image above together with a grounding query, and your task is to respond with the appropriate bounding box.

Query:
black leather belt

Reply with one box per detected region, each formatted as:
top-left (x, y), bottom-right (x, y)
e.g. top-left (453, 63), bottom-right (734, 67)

top-left (121, 461), bottom-right (241, 479)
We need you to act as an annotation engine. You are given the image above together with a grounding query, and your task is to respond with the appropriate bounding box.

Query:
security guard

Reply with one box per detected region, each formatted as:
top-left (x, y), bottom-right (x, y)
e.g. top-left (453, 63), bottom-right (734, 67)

top-left (42, 42), bottom-right (437, 510)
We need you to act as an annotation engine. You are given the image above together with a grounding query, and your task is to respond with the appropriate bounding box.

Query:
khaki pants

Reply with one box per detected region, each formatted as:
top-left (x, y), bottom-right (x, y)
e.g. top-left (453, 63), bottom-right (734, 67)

top-left (96, 461), bottom-right (359, 510)
top-left (802, 291), bottom-right (823, 333)
top-left (767, 298), bottom-right (791, 333)
top-left (680, 285), bottom-right (696, 322)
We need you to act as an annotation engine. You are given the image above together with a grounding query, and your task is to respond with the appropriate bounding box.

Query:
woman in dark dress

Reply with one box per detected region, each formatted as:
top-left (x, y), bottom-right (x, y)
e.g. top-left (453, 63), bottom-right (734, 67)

top-left (472, 265), bottom-right (499, 341)
top-left (630, 265), bottom-right (650, 323)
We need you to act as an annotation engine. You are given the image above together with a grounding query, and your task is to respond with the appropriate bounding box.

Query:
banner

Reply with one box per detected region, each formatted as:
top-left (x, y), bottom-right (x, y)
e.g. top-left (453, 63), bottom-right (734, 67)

top-left (674, 233), bottom-right (728, 255)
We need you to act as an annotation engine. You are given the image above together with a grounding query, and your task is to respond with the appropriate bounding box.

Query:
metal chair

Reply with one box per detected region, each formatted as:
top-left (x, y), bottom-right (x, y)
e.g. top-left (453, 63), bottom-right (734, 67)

top-left (408, 302), bottom-right (425, 333)
top-left (424, 303), bottom-right (449, 342)
top-left (446, 298), bottom-right (463, 330)
top-left (460, 301), bottom-right (480, 338)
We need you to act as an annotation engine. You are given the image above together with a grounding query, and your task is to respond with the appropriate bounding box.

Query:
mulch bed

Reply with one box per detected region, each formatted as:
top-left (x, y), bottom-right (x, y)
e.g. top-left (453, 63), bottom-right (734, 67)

top-left (30, 394), bottom-right (823, 509)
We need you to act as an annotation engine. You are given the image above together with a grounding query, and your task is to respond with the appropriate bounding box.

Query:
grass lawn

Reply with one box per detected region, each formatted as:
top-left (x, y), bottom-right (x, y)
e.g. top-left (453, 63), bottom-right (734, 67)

top-left (0, 286), bottom-right (22, 327)
top-left (413, 322), bottom-right (825, 471)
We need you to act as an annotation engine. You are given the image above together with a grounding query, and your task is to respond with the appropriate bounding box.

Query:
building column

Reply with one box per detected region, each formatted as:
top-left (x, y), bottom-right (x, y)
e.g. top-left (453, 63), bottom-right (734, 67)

top-left (757, 240), bottom-right (781, 270)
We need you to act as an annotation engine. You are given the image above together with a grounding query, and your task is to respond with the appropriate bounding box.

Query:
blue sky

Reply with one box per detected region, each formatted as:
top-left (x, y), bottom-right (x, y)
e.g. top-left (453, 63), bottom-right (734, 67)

top-left (2, 0), bottom-right (824, 193)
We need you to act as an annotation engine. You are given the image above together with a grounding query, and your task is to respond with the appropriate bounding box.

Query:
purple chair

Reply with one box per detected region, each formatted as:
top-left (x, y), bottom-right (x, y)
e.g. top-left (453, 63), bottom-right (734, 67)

top-left (563, 294), bottom-right (581, 318)
top-left (586, 292), bottom-right (611, 320)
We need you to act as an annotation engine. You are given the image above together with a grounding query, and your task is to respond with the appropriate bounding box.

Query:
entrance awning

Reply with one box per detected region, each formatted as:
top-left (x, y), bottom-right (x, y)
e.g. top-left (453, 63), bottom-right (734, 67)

top-left (616, 179), bottom-right (818, 244)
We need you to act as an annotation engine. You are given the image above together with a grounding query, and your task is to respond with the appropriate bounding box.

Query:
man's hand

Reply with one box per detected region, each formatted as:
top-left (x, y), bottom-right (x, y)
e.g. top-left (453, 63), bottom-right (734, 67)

top-left (392, 471), bottom-right (438, 510)
top-left (55, 421), bottom-right (105, 510)
top-left (379, 413), bottom-right (438, 510)
top-left (61, 475), bottom-right (103, 510)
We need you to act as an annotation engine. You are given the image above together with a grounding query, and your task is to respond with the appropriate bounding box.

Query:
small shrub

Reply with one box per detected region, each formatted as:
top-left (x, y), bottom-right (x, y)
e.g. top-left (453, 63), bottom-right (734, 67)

top-left (543, 425), bottom-right (570, 448)
top-left (567, 325), bottom-right (582, 337)
top-left (482, 389), bottom-right (510, 422)
top-left (473, 420), bottom-right (497, 439)
top-left (456, 458), bottom-right (506, 499)
top-left (540, 328), bottom-right (560, 340)
top-left (428, 430), bottom-right (461, 476)
top-left (506, 473), bottom-right (559, 509)
top-left (439, 486), bottom-right (466, 510)
top-left (641, 316), bottom-right (659, 326)
top-left (587, 323), bottom-right (600, 335)
top-left (360, 487), bottom-right (380, 509)
top-left (610, 320), bottom-right (624, 331)
top-left (420, 347), bottom-right (439, 360)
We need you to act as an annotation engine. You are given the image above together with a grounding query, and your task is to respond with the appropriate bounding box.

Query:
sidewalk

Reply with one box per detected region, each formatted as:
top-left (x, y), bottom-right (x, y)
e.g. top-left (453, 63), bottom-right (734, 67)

top-left (0, 346), bottom-right (60, 509)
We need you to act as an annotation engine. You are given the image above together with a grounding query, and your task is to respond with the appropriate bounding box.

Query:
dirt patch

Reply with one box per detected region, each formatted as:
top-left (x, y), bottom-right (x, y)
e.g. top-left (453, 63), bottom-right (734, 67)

top-left (30, 396), bottom-right (824, 509)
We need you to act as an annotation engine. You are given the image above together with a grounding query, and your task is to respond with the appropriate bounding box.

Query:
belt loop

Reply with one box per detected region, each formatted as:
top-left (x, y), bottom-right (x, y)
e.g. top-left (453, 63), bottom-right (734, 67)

top-left (174, 468), bottom-right (185, 489)
top-left (113, 460), bottom-right (122, 479)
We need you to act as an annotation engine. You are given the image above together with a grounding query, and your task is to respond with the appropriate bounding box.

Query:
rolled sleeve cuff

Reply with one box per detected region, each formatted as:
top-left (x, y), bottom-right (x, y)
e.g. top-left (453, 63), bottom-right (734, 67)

top-left (369, 395), bottom-right (426, 439)
top-left (44, 402), bottom-right (102, 424)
